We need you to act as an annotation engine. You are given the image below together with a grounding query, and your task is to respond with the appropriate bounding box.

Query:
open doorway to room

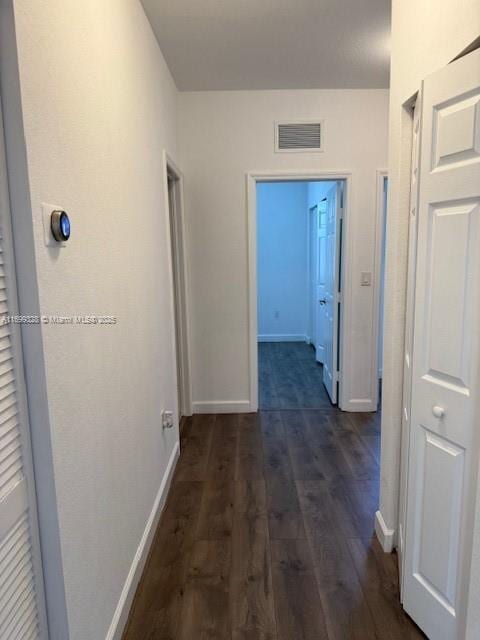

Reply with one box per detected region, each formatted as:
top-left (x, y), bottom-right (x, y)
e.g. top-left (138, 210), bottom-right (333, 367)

top-left (256, 178), bottom-right (344, 410)
top-left (164, 153), bottom-right (192, 420)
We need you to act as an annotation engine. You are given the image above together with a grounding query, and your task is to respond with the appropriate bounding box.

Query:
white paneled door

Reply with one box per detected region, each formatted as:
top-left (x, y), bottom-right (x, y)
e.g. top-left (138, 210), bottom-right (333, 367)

top-left (308, 205), bottom-right (318, 349)
top-left (315, 198), bottom-right (327, 365)
top-left (403, 48), bottom-right (480, 640)
top-left (317, 183), bottom-right (342, 404)
top-left (0, 103), bottom-right (48, 636)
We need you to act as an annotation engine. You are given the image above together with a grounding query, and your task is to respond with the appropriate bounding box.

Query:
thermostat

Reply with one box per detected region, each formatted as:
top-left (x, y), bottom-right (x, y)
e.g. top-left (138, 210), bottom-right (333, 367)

top-left (50, 210), bottom-right (71, 242)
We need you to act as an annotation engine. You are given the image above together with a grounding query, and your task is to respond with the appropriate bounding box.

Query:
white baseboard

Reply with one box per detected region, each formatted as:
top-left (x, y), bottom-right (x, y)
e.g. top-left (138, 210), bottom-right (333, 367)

top-left (375, 510), bottom-right (396, 552)
top-left (192, 400), bottom-right (252, 414)
top-left (257, 334), bottom-right (308, 343)
top-left (106, 441), bottom-right (180, 640)
top-left (341, 398), bottom-right (377, 412)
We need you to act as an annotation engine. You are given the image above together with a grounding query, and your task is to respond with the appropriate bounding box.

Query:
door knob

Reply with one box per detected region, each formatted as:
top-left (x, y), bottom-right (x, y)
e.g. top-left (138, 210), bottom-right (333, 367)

top-left (319, 299), bottom-right (327, 305)
top-left (432, 405), bottom-right (445, 419)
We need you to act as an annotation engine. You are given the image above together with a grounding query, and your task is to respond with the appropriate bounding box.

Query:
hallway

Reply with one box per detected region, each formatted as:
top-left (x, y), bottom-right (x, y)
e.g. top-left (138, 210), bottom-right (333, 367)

top-left (1, 3), bottom-right (479, 638)
top-left (124, 388), bottom-right (423, 638)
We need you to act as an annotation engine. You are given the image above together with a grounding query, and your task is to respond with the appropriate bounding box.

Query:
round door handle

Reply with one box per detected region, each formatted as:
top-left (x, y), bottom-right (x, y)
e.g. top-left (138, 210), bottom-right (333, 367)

top-left (319, 299), bottom-right (327, 305)
top-left (432, 405), bottom-right (445, 419)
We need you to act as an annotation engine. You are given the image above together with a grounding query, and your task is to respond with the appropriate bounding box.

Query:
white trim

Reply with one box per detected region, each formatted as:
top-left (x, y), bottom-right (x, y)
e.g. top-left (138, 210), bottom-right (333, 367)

top-left (258, 334), bottom-right (308, 342)
top-left (193, 400), bottom-right (252, 414)
top-left (346, 398), bottom-right (377, 412)
top-left (375, 510), bottom-right (396, 553)
top-left (372, 169), bottom-right (388, 411)
top-left (247, 170), bottom-right (353, 414)
top-left (163, 151), bottom-right (193, 417)
top-left (247, 174), bottom-right (259, 413)
top-left (398, 523), bottom-right (405, 573)
top-left (106, 441), bottom-right (180, 640)
top-left (398, 94), bottom-right (421, 597)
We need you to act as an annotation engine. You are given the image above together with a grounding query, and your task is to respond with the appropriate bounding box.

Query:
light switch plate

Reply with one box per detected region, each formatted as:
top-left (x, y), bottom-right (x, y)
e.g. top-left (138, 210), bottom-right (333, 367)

top-left (361, 271), bottom-right (372, 286)
top-left (42, 203), bottom-right (67, 247)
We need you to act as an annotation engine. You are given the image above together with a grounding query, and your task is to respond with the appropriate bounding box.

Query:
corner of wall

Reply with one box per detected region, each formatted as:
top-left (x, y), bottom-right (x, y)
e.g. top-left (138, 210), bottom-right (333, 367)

top-left (375, 510), bottom-right (396, 553)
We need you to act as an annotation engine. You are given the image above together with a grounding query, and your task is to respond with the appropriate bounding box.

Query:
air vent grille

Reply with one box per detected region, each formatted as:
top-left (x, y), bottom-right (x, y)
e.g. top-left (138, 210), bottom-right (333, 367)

top-left (276, 121), bottom-right (323, 152)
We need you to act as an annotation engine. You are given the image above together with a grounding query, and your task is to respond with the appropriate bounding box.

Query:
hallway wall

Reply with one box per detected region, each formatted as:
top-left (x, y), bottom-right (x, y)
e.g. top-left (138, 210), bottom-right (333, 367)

top-left (257, 181), bottom-right (309, 341)
top-left (1, 1), bottom-right (179, 639)
top-left (379, 3), bottom-right (480, 636)
top-left (179, 89), bottom-right (389, 412)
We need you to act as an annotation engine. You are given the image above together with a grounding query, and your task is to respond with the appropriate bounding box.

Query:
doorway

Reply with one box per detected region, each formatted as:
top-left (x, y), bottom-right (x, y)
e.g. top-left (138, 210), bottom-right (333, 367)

top-left (164, 153), bottom-right (192, 419)
top-left (254, 177), bottom-right (345, 410)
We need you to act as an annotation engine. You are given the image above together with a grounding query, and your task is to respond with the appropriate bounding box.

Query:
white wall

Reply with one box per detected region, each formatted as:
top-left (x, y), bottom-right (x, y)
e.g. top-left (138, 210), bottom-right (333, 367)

top-left (1, 2), bottom-right (179, 639)
top-left (379, 0), bottom-right (480, 636)
top-left (257, 181), bottom-right (309, 341)
top-left (179, 89), bottom-right (389, 412)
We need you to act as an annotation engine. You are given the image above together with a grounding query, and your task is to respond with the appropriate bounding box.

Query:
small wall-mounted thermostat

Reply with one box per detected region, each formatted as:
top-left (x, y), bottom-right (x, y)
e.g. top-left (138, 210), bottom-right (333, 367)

top-left (50, 210), bottom-right (71, 242)
top-left (42, 203), bottom-right (71, 247)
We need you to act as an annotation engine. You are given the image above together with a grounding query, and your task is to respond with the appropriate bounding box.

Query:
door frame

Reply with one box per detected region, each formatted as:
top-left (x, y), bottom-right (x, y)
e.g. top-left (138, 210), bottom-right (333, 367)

top-left (246, 170), bottom-right (352, 412)
top-left (372, 169), bottom-right (388, 410)
top-left (398, 93), bottom-right (421, 589)
top-left (163, 151), bottom-right (193, 417)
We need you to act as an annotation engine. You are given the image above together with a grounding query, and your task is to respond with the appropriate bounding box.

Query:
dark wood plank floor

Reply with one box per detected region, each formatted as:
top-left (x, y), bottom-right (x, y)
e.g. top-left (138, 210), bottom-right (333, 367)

top-left (123, 344), bottom-right (423, 640)
top-left (259, 342), bottom-right (333, 410)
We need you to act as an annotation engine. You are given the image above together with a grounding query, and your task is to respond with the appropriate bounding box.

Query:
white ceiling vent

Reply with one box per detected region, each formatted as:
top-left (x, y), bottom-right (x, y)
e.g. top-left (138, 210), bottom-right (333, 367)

top-left (275, 120), bottom-right (324, 153)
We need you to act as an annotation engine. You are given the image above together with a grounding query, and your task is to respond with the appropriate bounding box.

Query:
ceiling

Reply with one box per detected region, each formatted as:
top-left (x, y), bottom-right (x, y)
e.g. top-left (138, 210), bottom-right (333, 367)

top-left (141, 0), bottom-right (391, 91)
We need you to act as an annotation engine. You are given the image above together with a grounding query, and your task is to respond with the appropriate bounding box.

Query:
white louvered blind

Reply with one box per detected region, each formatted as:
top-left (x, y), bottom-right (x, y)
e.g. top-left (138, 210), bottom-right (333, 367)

top-left (0, 107), bottom-right (45, 637)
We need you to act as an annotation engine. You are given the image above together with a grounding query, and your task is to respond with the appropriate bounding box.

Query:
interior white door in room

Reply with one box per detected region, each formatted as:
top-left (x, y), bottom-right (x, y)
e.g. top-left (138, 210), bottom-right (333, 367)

top-left (403, 48), bottom-right (480, 640)
top-left (315, 198), bottom-right (327, 365)
top-left (320, 182), bottom-right (343, 404)
top-left (308, 205), bottom-right (318, 348)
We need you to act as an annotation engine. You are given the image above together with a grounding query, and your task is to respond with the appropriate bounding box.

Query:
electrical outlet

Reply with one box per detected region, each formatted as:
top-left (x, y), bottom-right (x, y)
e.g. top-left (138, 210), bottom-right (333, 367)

top-left (162, 410), bottom-right (174, 430)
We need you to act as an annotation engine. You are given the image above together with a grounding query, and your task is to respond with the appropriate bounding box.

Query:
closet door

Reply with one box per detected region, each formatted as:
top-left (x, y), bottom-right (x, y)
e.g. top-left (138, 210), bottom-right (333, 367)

top-left (0, 100), bottom-right (48, 638)
top-left (403, 48), bottom-right (480, 640)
